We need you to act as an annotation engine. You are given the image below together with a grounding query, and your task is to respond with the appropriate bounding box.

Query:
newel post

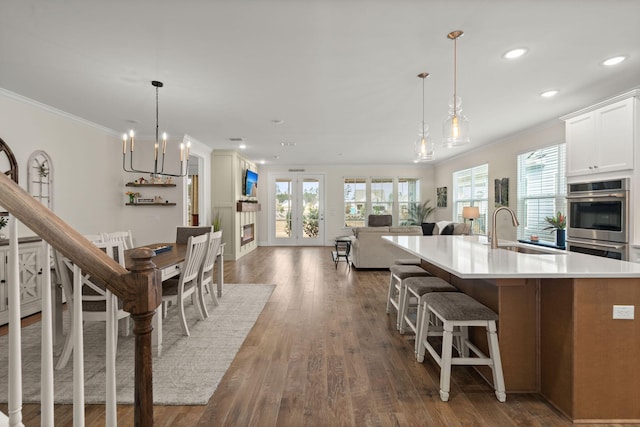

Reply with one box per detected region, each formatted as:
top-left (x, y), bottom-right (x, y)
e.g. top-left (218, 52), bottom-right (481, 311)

top-left (123, 248), bottom-right (162, 427)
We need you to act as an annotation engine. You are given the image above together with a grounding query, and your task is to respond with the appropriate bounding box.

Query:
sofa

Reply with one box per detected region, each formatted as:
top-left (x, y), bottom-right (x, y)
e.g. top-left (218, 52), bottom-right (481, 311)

top-left (349, 221), bottom-right (470, 269)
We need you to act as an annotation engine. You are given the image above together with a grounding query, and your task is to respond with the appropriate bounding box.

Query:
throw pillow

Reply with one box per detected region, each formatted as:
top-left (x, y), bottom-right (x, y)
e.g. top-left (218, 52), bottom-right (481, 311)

top-left (441, 223), bottom-right (455, 235)
top-left (421, 222), bottom-right (436, 235)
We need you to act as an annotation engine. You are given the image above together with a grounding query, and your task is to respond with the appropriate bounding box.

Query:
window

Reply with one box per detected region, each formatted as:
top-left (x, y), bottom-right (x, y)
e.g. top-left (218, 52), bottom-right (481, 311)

top-left (370, 178), bottom-right (393, 216)
top-left (344, 178), bottom-right (366, 227)
top-left (453, 164), bottom-right (489, 234)
top-left (343, 177), bottom-right (422, 227)
top-left (398, 178), bottom-right (420, 225)
top-left (517, 144), bottom-right (566, 243)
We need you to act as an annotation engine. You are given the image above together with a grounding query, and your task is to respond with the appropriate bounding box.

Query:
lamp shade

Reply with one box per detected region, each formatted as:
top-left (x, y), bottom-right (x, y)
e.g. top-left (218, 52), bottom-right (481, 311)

top-left (462, 206), bottom-right (480, 219)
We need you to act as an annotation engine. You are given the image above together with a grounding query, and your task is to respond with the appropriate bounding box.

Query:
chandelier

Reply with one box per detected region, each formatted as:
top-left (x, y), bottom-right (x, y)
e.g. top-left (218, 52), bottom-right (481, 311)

top-left (122, 80), bottom-right (190, 177)
top-left (443, 30), bottom-right (470, 147)
top-left (414, 72), bottom-right (435, 161)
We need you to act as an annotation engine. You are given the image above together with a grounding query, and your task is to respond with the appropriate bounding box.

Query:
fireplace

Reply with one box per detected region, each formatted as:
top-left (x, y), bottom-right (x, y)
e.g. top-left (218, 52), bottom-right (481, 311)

top-left (241, 223), bottom-right (255, 246)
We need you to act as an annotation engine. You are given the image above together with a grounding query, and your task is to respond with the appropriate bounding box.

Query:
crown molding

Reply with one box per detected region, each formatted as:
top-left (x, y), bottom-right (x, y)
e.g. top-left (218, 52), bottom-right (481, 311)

top-left (0, 87), bottom-right (120, 137)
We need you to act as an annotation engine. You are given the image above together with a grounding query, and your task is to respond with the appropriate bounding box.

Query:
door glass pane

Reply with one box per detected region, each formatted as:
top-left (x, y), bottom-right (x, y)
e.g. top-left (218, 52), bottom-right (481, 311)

top-left (302, 179), bottom-right (319, 239)
top-left (275, 179), bottom-right (292, 238)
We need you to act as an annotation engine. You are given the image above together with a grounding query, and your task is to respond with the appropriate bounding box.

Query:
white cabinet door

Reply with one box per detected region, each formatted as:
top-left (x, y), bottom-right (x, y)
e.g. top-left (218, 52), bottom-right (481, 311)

top-left (595, 98), bottom-right (634, 174)
top-left (566, 112), bottom-right (596, 176)
top-left (565, 96), bottom-right (635, 177)
top-left (0, 241), bottom-right (44, 325)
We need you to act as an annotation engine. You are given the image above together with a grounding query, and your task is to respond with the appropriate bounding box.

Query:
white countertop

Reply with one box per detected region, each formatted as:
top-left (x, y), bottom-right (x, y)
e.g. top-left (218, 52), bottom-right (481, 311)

top-left (383, 235), bottom-right (640, 279)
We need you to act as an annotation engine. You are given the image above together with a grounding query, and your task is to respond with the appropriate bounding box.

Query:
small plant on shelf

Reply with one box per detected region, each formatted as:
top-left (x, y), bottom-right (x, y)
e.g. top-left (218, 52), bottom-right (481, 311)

top-left (0, 215), bottom-right (8, 239)
top-left (543, 211), bottom-right (566, 232)
top-left (125, 191), bottom-right (141, 203)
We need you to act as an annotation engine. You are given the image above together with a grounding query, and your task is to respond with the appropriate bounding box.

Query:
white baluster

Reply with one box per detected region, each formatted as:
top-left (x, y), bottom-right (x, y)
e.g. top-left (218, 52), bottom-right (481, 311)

top-left (7, 215), bottom-right (25, 427)
top-left (72, 264), bottom-right (85, 426)
top-left (105, 290), bottom-right (117, 426)
top-left (40, 242), bottom-right (54, 425)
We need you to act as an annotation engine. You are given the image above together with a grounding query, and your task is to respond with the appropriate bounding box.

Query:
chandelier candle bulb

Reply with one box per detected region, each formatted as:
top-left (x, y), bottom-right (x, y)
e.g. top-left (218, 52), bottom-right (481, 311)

top-left (180, 143), bottom-right (184, 161)
top-left (129, 130), bottom-right (134, 151)
top-left (122, 133), bottom-right (127, 154)
top-left (162, 133), bottom-right (167, 154)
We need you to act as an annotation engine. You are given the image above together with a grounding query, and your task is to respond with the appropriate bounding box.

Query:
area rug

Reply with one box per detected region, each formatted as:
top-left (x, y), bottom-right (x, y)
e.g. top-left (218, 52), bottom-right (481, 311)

top-left (0, 283), bottom-right (275, 405)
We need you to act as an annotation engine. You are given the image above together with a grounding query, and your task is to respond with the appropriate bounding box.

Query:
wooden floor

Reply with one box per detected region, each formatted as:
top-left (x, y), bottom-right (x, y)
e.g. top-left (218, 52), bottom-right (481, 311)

top-left (1, 246), bottom-right (624, 426)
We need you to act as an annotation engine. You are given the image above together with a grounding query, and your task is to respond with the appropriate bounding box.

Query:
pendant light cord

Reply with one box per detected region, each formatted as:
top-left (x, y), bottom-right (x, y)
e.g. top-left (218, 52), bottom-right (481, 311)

top-left (155, 85), bottom-right (160, 145)
top-left (453, 37), bottom-right (457, 117)
top-left (422, 76), bottom-right (425, 135)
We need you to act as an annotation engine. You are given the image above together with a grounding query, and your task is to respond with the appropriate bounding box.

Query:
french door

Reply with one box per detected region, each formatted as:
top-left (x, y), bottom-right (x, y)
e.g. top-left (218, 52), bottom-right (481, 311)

top-left (268, 174), bottom-right (324, 246)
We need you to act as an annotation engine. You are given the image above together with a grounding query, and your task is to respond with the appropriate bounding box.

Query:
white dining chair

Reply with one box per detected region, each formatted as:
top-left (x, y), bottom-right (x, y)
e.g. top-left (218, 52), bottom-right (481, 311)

top-left (162, 233), bottom-right (209, 336)
top-left (197, 231), bottom-right (223, 317)
top-left (54, 241), bottom-right (130, 370)
top-left (101, 230), bottom-right (134, 250)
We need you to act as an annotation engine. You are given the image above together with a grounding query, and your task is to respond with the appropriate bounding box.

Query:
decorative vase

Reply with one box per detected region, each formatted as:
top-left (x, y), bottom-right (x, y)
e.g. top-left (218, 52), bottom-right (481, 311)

top-left (556, 229), bottom-right (566, 248)
top-left (129, 195), bottom-right (135, 203)
top-left (0, 233), bottom-right (5, 240)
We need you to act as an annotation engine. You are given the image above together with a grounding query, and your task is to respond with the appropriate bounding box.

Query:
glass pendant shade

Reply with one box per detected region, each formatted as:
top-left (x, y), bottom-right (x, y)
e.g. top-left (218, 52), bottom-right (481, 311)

top-left (413, 72), bottom-right (434, 162)
top-left (443, 96), bottom-right (470, 147)
top-left (443, 30), bottom-right (470, 148)
top-left (415, 122), bottom-right (435, 161)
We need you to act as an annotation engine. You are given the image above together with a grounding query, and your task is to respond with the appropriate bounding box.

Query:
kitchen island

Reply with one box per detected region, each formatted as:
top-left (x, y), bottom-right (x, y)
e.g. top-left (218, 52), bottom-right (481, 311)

top-left (384, 234), bottom-right (640, 424)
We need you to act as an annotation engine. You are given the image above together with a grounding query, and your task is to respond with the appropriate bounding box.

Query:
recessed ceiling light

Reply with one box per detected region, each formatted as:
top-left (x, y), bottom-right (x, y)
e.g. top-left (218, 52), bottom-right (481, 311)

top-left (259, 159), bottom-right (266, 164)
top-left (503, 48), bottom-right (528, 59)
top-left (271, 119), bottom-right (284, 125)
top-left (540, 90), bottom-right (559, 98)
top-left (238, 143), bottom-right (247, 150)
top-left (602, 55), bottom-right (628, 66)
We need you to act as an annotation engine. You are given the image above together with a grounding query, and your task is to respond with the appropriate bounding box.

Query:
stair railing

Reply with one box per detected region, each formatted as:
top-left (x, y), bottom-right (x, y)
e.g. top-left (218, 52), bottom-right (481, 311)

top-left (0, 172), bottom-right (161, 426)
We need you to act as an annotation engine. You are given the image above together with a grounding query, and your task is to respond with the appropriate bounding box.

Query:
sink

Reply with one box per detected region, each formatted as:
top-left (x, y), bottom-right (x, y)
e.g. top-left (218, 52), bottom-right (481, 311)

top-left (498, 245), bottom-right (565, 255)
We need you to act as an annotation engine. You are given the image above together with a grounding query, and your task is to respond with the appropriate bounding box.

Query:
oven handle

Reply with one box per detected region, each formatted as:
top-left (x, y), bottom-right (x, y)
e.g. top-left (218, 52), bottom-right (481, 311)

top-left (566, 238), bottom-right (626, 250)
top-left (566, 192), bottom-right (626, 199)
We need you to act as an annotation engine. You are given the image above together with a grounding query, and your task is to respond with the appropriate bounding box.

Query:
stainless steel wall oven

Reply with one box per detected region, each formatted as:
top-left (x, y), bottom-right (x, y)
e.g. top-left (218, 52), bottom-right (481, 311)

top-left (566, 178), bottom-right (629, 260)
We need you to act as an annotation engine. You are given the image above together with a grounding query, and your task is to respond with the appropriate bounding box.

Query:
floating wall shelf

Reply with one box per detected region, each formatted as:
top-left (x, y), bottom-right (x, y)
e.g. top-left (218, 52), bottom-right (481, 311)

top-left (237, 201), bottom-right (261, 212)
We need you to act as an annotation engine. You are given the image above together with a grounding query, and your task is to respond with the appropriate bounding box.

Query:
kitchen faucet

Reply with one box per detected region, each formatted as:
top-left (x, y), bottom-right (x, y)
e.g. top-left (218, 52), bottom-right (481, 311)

top-left (491, 206), bottom-right (520, 249)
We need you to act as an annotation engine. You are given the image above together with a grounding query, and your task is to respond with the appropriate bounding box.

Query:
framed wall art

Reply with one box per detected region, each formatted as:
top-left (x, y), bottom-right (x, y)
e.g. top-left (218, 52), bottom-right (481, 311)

top-left (495, 177), bottom-right (509, 207)
top-left (437, 186), bottom-right (447, 208)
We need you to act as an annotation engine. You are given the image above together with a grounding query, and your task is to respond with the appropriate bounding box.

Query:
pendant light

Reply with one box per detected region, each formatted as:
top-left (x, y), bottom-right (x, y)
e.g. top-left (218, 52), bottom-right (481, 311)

top-left (443, 30), bottom-right (470, 147)
top-left (415, 72), bottom-right (435, 161)
top-left (122, 81), bottom-right (190, 177)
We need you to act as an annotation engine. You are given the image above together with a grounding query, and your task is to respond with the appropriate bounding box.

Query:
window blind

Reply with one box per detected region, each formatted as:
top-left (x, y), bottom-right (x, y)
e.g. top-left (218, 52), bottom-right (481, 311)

top-left (516, 144), bottom-right (566, 243)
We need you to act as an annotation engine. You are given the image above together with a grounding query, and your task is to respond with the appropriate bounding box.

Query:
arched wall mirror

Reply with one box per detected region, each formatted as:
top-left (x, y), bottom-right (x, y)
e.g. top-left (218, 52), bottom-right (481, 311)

top-left (0, 137), bottom-right (19, 184)
top-left (27, 150), bottom-right (54, 210)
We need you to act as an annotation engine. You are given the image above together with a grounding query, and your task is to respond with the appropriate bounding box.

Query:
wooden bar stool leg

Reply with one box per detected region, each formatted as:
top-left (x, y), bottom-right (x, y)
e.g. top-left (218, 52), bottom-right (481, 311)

top-left (386, 274), bottom-right (397, 314)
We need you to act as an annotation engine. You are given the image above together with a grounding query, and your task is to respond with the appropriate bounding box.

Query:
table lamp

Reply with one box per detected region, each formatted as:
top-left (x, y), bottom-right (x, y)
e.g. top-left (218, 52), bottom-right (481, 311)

top-left (462, 206), bottom-right (480, 235)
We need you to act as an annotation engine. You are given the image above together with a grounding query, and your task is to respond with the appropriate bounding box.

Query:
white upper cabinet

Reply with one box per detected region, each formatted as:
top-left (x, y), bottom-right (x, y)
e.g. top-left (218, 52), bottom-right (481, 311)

top-left (563, 95), bottom-right (636, 177)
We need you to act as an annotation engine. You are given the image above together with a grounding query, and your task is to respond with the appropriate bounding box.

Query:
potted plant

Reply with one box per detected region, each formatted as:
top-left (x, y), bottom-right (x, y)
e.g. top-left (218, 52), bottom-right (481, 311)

top-left (125, 191), bottom-right (141, 204)
top-left (405, 200), bottom-right (435, 225)
top-left (212, 211), bottom-right (222, 232)
top-left (543, 211), bottom-right (566, 248)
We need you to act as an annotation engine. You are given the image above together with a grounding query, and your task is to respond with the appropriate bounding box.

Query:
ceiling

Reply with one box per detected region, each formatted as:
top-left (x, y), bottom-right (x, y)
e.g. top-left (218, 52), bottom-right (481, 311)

top-left (1, 1), bottom-right (639, 166)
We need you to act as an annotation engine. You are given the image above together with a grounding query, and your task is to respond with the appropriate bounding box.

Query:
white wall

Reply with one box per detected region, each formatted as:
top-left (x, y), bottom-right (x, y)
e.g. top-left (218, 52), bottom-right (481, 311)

top-left (256, 163), bottom-right (436, 245)
top-left (0, 89), bottom-right (188, 246)
top-left (432, 120), bottom-right (565, 241)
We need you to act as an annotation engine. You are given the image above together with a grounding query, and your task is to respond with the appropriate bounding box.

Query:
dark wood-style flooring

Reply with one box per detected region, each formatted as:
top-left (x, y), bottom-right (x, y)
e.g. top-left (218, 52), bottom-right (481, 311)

top-left (1, 246), bottom-right (627, 426)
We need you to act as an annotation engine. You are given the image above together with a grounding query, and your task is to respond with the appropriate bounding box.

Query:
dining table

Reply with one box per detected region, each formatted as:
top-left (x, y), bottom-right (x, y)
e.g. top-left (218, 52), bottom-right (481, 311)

top-left (123, 242), bottom-right (225, 356)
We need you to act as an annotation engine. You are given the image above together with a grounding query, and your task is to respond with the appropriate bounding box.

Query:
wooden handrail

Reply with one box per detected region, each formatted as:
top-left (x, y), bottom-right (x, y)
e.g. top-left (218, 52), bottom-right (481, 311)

top-left (0, 172), bottom-right (160, 426)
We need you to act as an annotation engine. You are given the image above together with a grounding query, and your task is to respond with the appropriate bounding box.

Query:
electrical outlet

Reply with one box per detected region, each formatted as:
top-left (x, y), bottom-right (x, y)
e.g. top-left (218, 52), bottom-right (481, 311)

top-left (613, 305), bottom-right (635, 320)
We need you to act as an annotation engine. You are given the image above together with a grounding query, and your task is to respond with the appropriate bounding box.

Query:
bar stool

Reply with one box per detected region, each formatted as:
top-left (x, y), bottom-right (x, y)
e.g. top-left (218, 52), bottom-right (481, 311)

top-left (417, 292), bottom-right (506, 403)
top-left (397, 276), bottom-right (457, 339)
top-left (386, 265), bottom-right (431, 329)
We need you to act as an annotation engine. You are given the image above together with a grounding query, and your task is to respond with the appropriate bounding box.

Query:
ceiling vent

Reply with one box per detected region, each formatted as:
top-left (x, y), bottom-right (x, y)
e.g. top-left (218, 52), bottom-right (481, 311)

top-left (228, 138), bottom-right (244, 143)
top-left (288, 168), bottom-right (305, 172)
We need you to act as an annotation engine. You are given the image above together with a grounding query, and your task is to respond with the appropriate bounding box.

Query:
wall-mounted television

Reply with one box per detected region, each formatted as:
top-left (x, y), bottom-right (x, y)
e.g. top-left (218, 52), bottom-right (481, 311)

top-left (244, 169), bottom-right (258, 197)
